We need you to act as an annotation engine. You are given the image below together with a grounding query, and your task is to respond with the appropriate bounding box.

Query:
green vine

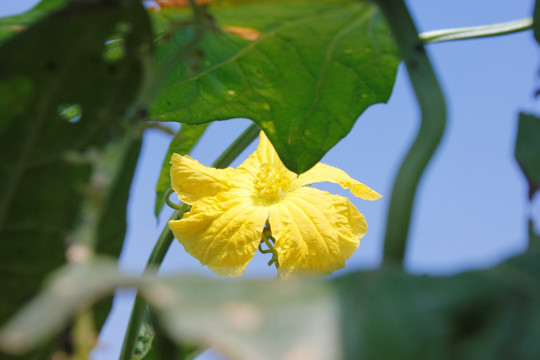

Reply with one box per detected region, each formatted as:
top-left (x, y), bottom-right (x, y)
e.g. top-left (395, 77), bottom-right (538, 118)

top-left (375, 0), bottom-right (447, 265)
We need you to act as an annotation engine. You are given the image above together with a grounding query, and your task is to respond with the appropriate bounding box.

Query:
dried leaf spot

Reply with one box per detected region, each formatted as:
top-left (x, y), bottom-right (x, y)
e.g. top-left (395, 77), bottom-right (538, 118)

top-left (220, 302), bottom-right (263, 331)
top-left (11, 25), bottom-right (26, 32)
top-left (222, 26), bottom-right (261, 42)
top-left (155, 0), bottom-right (211, 8)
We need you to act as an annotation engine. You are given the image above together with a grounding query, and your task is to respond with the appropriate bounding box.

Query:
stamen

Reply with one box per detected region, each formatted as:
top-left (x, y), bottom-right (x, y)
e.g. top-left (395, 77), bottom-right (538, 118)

top-left (253, 162), bottom-right (290, 199)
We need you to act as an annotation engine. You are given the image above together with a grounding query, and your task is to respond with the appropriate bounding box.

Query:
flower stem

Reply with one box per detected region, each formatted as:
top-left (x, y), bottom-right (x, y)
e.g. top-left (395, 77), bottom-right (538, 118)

top-left (119, 123), bottom-right (260, 360)
top-left (375, 0), bottom-right (447, 265)
top-left (420, 17), bottom-right (532, 44)
top-left (213, 123), bottom-right (261, 167)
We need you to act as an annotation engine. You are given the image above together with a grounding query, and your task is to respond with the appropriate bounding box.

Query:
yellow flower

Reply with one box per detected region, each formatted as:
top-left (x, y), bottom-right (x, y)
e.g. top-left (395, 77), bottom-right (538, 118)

top-left (169, 131), bottom-right (381, 278)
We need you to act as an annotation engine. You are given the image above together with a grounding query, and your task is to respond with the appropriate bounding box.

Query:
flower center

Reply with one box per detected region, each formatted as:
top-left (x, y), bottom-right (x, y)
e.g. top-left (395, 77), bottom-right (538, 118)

top-left (254, 163), bottom-right (290, 198)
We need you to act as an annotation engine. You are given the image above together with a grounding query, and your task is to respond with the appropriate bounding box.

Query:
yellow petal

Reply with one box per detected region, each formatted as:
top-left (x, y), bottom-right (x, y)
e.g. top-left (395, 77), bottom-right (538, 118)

top-left (238, 131), bottom-right (293, 178)
top-left (294, 163), bottom-right (381, 200)
top-left (169, 189), bottom-right (269, 277)
top-left (170, 153), bottom-right (237, 205)
top-left (268, 187), bottom-right (367, 278)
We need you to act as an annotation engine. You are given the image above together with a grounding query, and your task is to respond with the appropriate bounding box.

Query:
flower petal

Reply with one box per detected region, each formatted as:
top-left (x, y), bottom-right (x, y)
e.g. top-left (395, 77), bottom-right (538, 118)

top-left (238, 131), bottom-right (294, 179)
top-left (169, 189), bottom-right (269, 277)
top-left (294, 163), bottom-right (381, 200)
top-left (268, 187), bottom-right (367, 278)
top-left (170, 153), bottom-right (237, 204)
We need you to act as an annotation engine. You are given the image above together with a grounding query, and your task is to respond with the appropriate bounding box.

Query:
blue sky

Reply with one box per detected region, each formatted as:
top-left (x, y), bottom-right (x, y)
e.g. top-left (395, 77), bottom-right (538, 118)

top-left (1, 1), bottom-right (538, 359)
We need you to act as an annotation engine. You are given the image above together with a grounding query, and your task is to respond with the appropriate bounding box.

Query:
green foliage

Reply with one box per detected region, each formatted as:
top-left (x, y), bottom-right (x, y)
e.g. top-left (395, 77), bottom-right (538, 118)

top-left (0, 0), bottom-right (152, 356)
top-left (515, 113), bottom-right (540, 198)
top-left (0, 0), bottom-right (67, 43)
top-left (338, 244), bottom-right (540, 359)
top-left (95, 139), bottom-right (143, 261)
top-left (150, 0), bottom-right (400, 173)
top-left (154, 124), bottom-right (209, 216)
top-left (2, 245), bottom-right (540, 360)
top-left (0, 0), bottom-right (538, 359)
top-left (0, 259), bottom-right (339, 360)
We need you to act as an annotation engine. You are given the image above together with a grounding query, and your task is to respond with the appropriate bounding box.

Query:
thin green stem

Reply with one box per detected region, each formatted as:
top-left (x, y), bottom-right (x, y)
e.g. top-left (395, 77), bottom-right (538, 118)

top-left (119, 123), bottom-right (260, 360)
top-left (213, 123), bottom-right (261, 167)
top-left (375, 0), bottom-right (447, 265)
top-left (420, 17), bottom-right (532, 44)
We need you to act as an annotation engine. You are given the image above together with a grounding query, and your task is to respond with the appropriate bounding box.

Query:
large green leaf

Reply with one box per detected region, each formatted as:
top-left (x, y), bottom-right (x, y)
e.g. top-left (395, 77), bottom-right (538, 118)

top-left (337, 244), bottom-right (540, 360)
top-left (154, 123), bottom-right (209, 217)
top-left (0, 0), bottom-right (152, 350)
top-left (0, 260), bottom-right (339, 360)
top-left (150, 0), bottom-right (399, 173)
top-left (515, 113), bottom-right (540, 198)
top-left (2, 245), bottom-right (540, 359)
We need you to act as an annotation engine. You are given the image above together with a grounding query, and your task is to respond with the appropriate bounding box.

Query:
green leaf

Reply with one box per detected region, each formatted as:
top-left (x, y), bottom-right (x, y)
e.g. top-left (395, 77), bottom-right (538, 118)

top-left (0, 76), bottom-right (33, 133)
top-left (336, 243), bottom-right (540, 360)
top-left (515, 113), bottom-right (540, 198)
top-left (3, 246), bottom-right (540, 360)
top-left (154, 124), bottom-right (209, 217)
top-left (0, 0), bottom-right (152, 350)
top-left (0, 260), bottom-right (339, 360)
top-left (0, 0), bottom-right (68, 43)
top-left (150, 0), bottom-right (400, 173)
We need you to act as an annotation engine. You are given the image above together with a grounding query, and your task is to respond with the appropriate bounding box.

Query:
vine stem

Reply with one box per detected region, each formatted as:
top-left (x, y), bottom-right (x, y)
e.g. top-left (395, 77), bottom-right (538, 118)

top-left (119, 123), bottom-right (260, 360)
top-left (375, 0), bottom-right (447, 265)
top-left (419, 17), bottom-right (532, 44)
